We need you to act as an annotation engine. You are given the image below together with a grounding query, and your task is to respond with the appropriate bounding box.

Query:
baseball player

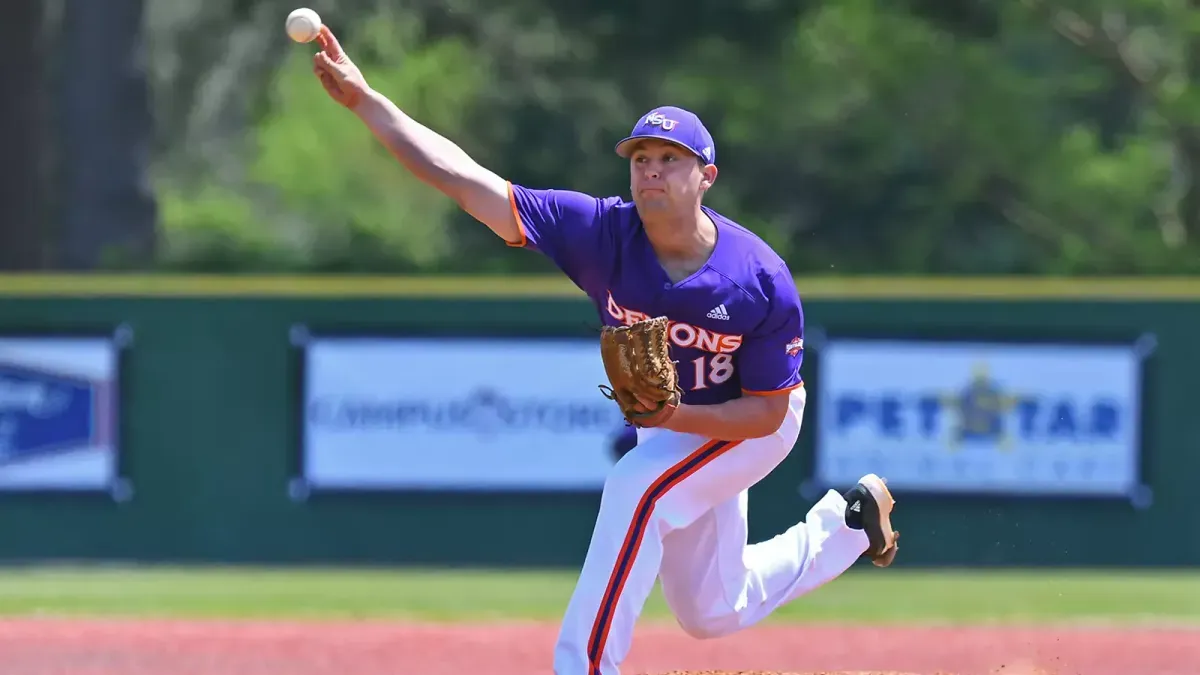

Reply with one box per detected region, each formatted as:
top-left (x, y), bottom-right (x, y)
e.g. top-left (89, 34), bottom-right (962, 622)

top-left (310, 25), bottom-right (899, 675)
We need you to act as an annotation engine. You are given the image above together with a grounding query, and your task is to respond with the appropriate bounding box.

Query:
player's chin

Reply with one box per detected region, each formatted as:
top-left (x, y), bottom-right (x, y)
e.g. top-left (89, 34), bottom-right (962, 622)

top-left (633, 194), bottom-right (670, 211)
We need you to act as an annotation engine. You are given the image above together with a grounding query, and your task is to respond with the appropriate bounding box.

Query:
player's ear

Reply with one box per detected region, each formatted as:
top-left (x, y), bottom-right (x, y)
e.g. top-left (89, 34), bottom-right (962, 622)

top-left (699, 163), bottom-right (718, 191)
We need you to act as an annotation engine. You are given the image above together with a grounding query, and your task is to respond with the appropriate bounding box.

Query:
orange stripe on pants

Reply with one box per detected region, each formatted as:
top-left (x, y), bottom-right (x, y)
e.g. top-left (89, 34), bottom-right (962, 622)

top-left (585, 438), bottom-right (742, 674)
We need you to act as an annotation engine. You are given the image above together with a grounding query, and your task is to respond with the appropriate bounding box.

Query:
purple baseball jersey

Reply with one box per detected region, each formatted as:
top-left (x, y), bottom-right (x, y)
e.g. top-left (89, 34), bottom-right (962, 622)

top-left (506, 182), bottom-right (805, 406)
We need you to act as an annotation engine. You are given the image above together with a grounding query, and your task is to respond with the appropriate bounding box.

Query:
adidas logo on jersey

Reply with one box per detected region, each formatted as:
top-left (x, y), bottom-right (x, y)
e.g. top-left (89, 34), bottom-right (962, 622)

top-left (605, 291), bottom-right (744, 353)
top-left (706, 304), bottom-right (730, 320)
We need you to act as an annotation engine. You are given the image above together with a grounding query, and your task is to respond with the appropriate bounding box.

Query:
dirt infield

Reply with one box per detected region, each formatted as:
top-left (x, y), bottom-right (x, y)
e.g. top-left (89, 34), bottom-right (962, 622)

top-left (0, 618), bottom-right (1195, 675)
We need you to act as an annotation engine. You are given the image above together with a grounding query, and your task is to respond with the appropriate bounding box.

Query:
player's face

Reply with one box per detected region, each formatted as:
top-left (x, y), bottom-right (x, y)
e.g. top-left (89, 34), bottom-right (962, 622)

top-left (628, 140), bottom-right (715, 214)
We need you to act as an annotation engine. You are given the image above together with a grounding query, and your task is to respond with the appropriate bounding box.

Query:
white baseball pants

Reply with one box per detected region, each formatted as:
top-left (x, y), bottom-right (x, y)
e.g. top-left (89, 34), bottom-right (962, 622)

top-left (553, 386), bottom-right (871, 675)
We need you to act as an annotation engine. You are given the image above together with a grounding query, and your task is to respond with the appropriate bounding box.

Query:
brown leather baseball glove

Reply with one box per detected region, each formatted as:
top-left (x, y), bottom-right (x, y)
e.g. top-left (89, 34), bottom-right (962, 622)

top-left (598, 316), bottom-right (682, 428)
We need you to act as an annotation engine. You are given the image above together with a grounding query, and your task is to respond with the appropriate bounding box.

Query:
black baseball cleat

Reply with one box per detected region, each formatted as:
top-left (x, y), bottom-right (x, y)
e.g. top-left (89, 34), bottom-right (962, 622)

top-left (842, 473), bottom-right (899, 567)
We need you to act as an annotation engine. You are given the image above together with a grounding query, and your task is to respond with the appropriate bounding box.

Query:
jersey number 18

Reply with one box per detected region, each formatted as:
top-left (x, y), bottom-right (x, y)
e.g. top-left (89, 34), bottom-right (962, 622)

top-left (690, 353), bottom-right (734, 390)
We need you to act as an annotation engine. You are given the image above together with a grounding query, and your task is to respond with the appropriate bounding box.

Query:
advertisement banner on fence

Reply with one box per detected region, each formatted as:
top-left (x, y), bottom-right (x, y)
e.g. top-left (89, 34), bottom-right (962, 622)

top-left (301, 337), bottom-right (628, 491)
top-left (814, 339), bottom-right (1143, 497)
top-left (0, 337), bottom-right (118, 491)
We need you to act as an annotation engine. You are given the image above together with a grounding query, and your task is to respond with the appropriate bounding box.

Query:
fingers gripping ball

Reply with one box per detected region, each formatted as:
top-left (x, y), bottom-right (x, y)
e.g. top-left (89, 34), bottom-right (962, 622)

top-left (286, 8), bottom-right (323, 43)
top-left (598, 317), bottom-right (683, 428)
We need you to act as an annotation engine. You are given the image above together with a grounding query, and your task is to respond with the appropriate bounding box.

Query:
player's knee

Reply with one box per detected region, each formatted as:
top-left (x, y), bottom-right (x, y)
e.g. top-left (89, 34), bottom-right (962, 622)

top-left (674, 614), bottom-right (732, 640)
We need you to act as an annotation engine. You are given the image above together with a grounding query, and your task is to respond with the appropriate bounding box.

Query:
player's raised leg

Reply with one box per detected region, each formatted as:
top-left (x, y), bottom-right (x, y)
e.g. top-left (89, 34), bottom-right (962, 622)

top-left (658, 468), bottom-right (897, 640)
top-left (553, 388), bottom-right (805, 675)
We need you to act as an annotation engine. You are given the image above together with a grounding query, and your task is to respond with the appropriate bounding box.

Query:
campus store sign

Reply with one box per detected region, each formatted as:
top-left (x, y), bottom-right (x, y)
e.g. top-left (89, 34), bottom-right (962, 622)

top-left (813, 339), bottom-right (1144, 498)
top-left (0, 337), bottom-right (119, 492)
top-left (301, 337), bottom-right (628, 491)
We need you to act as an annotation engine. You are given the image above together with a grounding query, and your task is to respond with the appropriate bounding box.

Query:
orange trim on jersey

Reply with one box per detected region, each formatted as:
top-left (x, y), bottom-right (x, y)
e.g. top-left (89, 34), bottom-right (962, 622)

top-left (741, 381), bottom-right (805, 396)
top-left (505, 182), bottom-right (528, 248)
top-left (585, 438), bottom-right (743, 675)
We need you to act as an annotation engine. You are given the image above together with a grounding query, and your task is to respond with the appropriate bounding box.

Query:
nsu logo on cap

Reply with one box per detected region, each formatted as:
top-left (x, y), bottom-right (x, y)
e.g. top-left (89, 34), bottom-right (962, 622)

top-left (644, 112), bottom-right (677, 131)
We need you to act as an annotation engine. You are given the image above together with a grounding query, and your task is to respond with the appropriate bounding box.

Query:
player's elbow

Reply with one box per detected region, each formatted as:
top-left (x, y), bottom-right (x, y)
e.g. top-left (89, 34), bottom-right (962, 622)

top-left (744, 393), bottom-right (790, 438)
top-left (447, 170), bottom-right (524, 245)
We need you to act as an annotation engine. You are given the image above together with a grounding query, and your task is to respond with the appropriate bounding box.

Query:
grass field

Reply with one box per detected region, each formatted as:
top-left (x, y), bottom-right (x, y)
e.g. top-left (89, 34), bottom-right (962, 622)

top-left (2, 566), bottom-right (1198, 674)
top-left (0, 565), bottom-right (1198, 626)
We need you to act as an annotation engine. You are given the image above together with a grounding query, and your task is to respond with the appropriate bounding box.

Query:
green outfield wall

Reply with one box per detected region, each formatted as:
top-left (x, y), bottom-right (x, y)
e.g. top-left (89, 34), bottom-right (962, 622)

top-left (0, 275), bottom-right (1196, 568)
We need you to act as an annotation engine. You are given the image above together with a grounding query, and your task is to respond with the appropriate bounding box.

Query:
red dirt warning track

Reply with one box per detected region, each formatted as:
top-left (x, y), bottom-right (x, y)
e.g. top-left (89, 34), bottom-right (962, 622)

top-left (0, 618), bottom-right (1195, 675)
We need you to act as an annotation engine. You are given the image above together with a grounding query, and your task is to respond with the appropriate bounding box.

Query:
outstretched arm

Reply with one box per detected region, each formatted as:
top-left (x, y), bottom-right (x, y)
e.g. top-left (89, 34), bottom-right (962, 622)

top-left (311, 25), bottom-right (519, 244)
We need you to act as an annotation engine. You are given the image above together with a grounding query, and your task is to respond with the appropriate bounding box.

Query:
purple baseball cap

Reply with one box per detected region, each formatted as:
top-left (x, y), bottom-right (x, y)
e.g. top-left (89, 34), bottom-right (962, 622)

top-left (614, 106), bottom-right (716, 166)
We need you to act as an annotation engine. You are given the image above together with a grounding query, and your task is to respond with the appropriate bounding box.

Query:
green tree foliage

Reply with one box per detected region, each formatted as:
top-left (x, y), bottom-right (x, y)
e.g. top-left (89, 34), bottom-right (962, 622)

top-left (151, 0), bottom-right (1200, 274)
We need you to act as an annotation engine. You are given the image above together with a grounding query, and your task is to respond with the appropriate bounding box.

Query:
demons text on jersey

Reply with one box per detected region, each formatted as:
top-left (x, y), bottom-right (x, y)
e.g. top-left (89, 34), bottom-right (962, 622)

top-left (605, 291), bottom-right (743, 354)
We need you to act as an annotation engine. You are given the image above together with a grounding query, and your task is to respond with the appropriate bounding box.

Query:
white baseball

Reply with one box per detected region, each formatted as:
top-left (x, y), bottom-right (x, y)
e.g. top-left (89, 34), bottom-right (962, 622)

top-left (285, 8), bottom-right (322, 43)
